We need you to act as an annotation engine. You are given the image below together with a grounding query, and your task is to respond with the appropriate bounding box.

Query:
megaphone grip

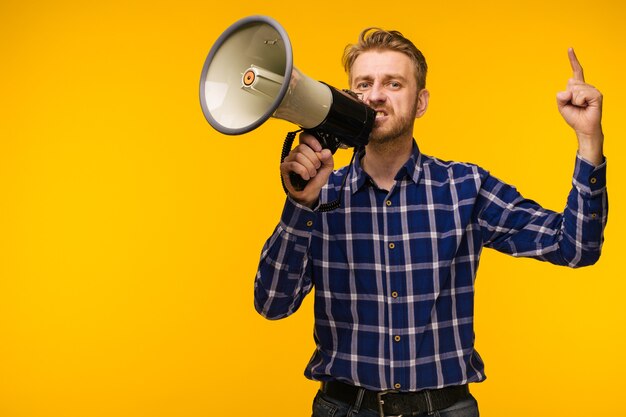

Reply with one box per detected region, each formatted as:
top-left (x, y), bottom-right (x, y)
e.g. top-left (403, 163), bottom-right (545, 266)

top-left (288, 172), bottom-right (309, 191)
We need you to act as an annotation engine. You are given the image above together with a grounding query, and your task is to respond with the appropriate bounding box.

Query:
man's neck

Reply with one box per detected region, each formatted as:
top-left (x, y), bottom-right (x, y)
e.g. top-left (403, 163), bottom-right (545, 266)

top-left (361, 135), bottom-right (414, 191)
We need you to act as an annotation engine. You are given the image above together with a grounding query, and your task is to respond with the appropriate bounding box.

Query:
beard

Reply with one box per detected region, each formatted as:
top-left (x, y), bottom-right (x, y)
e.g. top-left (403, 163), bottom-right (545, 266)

top-left (368, 101), bottom-right (418, 146)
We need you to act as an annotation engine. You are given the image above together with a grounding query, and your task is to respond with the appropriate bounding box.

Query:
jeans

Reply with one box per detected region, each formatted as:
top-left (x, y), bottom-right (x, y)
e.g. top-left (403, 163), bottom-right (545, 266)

top-left (312, 390), bottom-right (479, 417)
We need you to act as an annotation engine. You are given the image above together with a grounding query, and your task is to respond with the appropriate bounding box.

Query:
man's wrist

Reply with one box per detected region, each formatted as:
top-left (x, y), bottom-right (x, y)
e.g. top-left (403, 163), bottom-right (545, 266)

top-left (290, 196), bottom-right (318, 210)
top-left (577, 132), bottom-right (604, 166)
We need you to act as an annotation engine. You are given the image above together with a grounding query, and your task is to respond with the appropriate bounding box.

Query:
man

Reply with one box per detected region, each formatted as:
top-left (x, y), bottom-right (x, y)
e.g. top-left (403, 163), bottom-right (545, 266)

top-left (254, 28), bottom-right (607, 417)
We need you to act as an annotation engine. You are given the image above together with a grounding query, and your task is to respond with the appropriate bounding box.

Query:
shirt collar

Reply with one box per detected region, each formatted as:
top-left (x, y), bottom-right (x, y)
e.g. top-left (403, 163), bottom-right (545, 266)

top-left (349, 139), bottom-right (424, 194)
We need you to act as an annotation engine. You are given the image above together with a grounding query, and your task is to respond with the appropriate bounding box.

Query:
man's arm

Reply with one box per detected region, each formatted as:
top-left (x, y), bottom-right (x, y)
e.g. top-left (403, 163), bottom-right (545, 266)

top-left (479, 49), bottom-right (607, 265)
top-left (254, 132), bottom-right (332, 319)
top-left (478, 157), bottom-right (607, 267)
top-left (253, 197), bottom-right (317, 319)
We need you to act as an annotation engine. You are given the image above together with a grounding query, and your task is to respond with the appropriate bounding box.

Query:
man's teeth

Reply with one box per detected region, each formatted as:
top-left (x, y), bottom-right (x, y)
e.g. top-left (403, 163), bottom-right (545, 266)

top-left (376, 111), bottom-right (385, 117)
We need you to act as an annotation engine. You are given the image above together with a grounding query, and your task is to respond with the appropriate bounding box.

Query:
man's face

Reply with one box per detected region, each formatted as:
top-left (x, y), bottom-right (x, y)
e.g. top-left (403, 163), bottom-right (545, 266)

top-left (350, 50), bottom-right (421, 144)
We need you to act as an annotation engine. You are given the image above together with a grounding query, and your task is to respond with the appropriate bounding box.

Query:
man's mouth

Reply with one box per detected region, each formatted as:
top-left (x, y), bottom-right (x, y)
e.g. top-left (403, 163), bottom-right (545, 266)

top-left (375, 110), bottom-right (387, 119)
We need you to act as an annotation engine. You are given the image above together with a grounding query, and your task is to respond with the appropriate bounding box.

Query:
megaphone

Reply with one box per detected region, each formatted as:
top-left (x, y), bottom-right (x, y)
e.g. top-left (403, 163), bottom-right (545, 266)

top-left (199, 15), bottom-right (375, 190)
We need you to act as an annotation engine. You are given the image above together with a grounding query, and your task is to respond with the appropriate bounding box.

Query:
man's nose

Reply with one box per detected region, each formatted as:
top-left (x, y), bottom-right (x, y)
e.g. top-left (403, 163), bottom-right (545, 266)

top-left (364, 83), bottom-right (386, 105)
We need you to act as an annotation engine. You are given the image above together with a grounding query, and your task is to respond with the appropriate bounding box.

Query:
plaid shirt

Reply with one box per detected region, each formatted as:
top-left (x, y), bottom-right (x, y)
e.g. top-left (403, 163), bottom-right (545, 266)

top-left (254, 141), bottom-right (607, 392)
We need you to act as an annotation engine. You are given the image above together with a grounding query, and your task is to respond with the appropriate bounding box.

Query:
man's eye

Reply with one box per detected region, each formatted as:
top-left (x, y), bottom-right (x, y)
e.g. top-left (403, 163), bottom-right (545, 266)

top-left (388, 82), bottom-right (401, 89)
top-left (356, 82), bottom-right (370, 89)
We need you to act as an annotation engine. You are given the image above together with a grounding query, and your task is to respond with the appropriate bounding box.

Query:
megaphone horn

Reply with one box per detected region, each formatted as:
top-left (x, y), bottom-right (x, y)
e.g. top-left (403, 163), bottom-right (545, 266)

top-left (199, 15), bottom-right (375, 189)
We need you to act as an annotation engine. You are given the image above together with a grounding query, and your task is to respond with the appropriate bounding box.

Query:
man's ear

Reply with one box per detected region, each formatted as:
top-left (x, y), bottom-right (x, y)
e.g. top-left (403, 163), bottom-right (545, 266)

top-left (415, 89), bottom-right (430, 119)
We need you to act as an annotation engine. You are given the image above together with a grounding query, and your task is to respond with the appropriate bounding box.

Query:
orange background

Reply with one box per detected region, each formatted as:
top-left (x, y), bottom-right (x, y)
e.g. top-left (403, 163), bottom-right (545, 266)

top-left (1, 1), bottom-right (624, 416)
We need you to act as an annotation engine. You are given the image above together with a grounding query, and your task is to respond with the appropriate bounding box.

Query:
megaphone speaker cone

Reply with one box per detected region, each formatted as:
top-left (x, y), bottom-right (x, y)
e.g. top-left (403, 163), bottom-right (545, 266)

top-left (199, 15), bottom-right (374, 155)
top-left (199, 15), bottom-right (294, 135)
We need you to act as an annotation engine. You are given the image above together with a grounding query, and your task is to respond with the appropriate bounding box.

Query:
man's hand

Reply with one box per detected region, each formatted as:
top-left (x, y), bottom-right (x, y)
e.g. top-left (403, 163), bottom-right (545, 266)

top-left (556, 48), bottom-right (604, 165)
top-left (280, 132), bottom-right (334, 208)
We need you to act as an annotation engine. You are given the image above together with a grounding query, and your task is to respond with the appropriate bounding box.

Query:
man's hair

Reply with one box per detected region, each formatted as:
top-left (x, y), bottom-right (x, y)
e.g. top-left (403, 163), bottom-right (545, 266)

top-left (342, 28), bottom-right (428, 91)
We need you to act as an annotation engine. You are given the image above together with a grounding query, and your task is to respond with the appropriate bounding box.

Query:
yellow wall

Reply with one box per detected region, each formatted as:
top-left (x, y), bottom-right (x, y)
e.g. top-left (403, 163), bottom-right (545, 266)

top-left (1, 1), bottom-right (624, 416)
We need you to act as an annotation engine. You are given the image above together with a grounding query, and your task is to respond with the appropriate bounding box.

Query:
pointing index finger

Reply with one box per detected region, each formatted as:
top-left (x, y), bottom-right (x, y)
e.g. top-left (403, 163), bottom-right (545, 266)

top-left (568, 47), bottom-right (585, 82)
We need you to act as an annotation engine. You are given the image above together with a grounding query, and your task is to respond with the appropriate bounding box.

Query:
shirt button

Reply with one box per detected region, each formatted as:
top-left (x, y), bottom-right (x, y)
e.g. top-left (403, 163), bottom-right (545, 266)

top-left (590, 177), bottom-right (597, 184)
top-left (389, 243), bottom-right (395, 249)
top-left (386, 200), bottom-right (392, 206)
top-left (394, 383), bottom-right (401, 389)
top-left (391, 291), bottom-right (399, 298)
top-left (591, 213), bottom-right (597, 219)
top-left (306, 220), bottom-right (313, 227)
top-left (394, 335), bottom-right (401, 342)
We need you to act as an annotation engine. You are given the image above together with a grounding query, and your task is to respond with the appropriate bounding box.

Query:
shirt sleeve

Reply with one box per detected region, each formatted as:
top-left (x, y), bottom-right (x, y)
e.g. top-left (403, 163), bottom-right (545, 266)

top-left (254, 196), bottom-right (317, 319)
top-left (477, 155), bottom-right (608, 267)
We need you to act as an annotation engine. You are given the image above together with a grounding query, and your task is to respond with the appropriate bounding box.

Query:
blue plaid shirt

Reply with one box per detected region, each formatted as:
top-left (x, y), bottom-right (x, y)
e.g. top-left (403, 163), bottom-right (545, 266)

top-left (254, 141), bottom-right (607, 392)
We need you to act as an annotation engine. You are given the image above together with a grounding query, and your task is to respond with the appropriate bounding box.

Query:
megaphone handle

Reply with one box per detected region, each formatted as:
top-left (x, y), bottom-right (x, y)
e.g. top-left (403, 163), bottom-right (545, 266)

top-left (280, 129), bottom-right (357, 213)
top-left (281, 128), bottom-right (342, 192)
top-left (281, 129), bottom-right (305, 193)
top-left (288, 172), bottom-right (309, 191)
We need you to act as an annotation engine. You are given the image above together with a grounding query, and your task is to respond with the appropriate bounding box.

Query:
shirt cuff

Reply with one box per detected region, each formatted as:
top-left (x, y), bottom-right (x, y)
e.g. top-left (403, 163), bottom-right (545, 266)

top-left (279, 196), bottom-right (317, 237)
top-left (573, 154), bottom-right (606, 196)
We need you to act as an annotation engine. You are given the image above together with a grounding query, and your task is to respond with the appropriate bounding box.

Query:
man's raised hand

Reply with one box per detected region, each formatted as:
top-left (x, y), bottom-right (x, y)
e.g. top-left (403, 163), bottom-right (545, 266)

top-left (556, 48), bottom-right (604, 165)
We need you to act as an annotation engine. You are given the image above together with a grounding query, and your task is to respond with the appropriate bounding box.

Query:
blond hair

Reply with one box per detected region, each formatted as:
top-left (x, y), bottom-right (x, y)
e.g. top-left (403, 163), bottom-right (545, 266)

top-left (342, 28), bottom-right (428, 90)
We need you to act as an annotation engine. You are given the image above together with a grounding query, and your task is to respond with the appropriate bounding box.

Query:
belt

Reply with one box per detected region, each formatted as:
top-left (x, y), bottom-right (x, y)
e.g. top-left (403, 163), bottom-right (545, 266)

top-left (321, 380), bottom-right (470, 417)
